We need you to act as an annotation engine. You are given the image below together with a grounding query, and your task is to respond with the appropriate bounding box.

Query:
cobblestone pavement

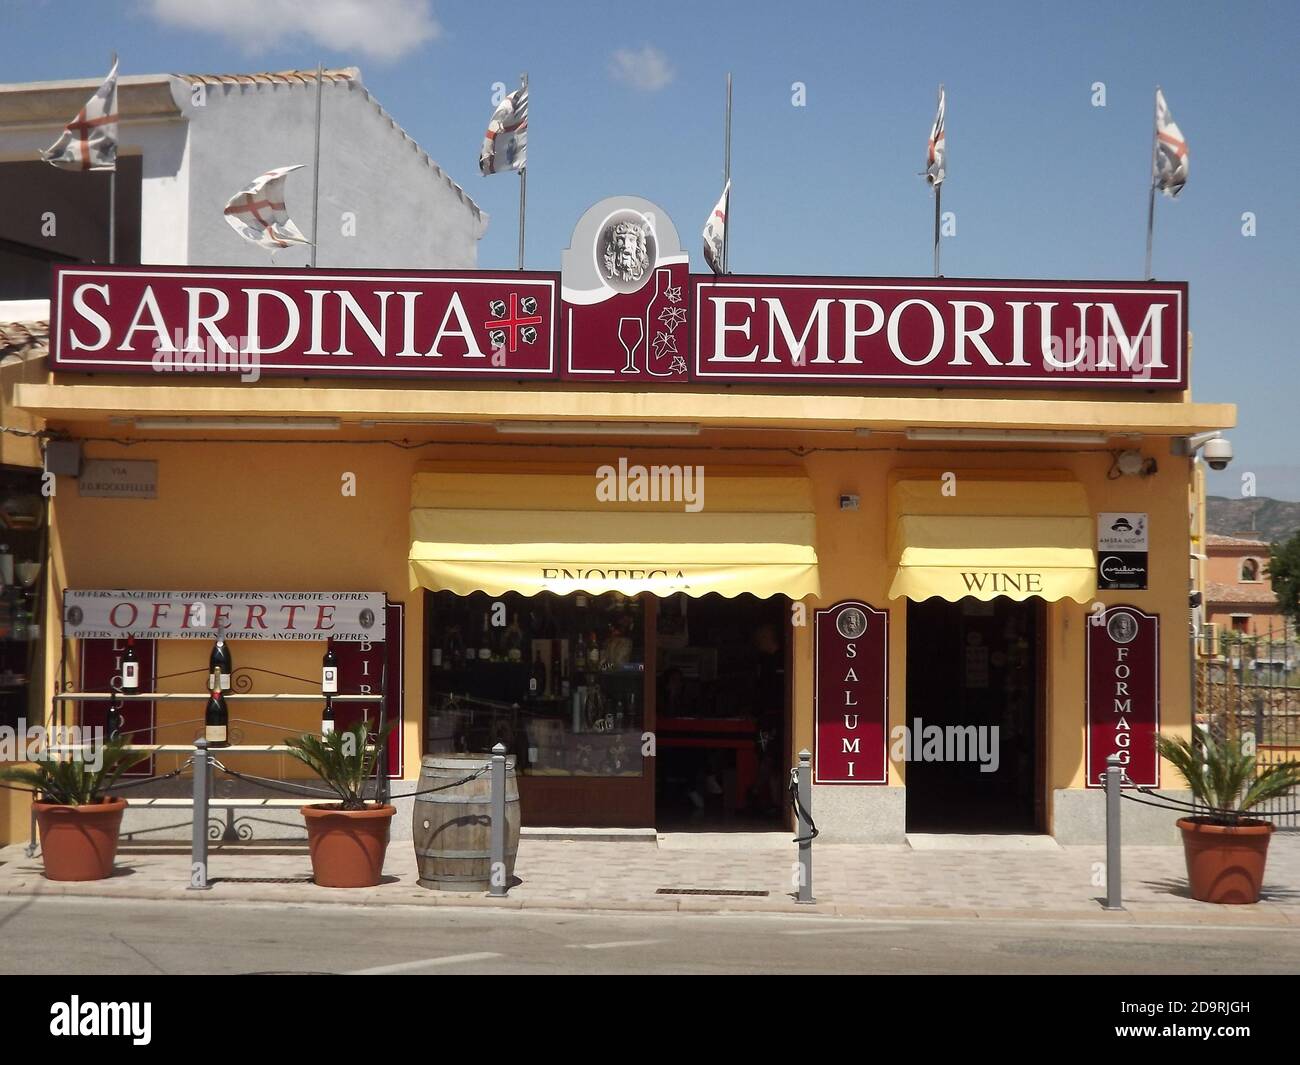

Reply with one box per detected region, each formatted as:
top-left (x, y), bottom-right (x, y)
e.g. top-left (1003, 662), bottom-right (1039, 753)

top-left (3, 833), bottom-right (1300, 925)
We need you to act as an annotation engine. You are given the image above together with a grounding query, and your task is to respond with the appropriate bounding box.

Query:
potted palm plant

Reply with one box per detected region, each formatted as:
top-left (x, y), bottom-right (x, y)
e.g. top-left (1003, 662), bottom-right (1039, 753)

top-left (1157, 727), bottom-right (1300, 904)
top-left (0, 736), bottom-right (136, 881)
top-left (284, 720), bottom-right (396, 888)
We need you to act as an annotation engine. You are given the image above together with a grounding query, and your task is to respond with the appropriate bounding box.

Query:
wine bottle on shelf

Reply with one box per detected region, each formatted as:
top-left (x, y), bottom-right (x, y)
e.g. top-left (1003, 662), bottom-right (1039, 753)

top-left (505, 614), bottom-right (524, 663)
top-left (528, 649), bottom-right (545, 697)
top-left (106, 695), bottom-right (124, 741)
top-left (321, 694), bottom-right (335, 736)
top-left (587, 630), bottom-right (601, 670)
top-left (208, 634), bottom-right (232, 692)
top-left (575, 632), bottom-right (587, 674)
top-left (549, 640), bottom-right (562, 698)
top-left (204, 689), bottom-right (229, 748)
top-left (478, 614), bottom-right (492, 663)
top-left (120, 636), bottom-right (140, 694)
top-left (322, 640), bottom-right (339, 694)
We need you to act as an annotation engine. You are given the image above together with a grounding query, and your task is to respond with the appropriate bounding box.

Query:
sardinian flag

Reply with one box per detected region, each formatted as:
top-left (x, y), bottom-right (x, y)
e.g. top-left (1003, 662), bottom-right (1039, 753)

top-left (42, 59), bottom-right (119, 171)
top-left (702, 180), bottom-right (729, 275)
top-left (1153, 88), bottom-right (1188, 197)
top-left (925, 85), bottom-right (946, 187)
top-left (480, 86), bottom-right (528, 175)
top-left (222, 166), bottom-right (312, 252)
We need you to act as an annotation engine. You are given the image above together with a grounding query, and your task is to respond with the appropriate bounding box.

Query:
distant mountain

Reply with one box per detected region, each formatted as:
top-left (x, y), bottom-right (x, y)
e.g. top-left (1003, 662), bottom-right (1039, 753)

top-left (1206, 496), bottom-right (1300, 545)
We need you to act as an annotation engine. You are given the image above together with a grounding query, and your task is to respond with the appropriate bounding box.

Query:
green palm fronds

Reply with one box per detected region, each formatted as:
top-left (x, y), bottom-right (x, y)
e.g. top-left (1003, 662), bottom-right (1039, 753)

top-left (1157, 730), bottom-right (1300, 825)
top-left (283, 720), bottom-right (394, 810)
top-left (0, 736), bottom-right (137, 806)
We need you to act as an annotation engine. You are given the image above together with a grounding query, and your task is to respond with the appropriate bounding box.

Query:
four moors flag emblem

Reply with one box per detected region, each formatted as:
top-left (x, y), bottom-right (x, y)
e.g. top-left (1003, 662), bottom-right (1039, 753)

top-left (42, 58), bottom-right (119, 171)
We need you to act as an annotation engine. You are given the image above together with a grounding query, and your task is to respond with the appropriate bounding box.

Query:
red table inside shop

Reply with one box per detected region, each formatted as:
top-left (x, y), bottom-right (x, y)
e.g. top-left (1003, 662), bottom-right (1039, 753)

top-left (657, 717), bottom-right (758, 808)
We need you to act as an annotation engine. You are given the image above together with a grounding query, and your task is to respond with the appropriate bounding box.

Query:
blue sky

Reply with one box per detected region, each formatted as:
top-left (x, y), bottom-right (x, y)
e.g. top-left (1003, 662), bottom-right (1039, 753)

top-left (4, 0), bottom-right (1298, 500)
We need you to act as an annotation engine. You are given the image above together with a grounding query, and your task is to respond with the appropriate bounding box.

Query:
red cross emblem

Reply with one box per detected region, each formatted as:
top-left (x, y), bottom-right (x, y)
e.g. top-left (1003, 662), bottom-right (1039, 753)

top-left (484, 292), bottom-right (544, 353)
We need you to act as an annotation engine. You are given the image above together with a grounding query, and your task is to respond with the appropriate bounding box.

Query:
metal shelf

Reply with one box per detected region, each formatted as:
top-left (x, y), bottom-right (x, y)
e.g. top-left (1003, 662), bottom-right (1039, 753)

top-left (55, 692), bottom-right (381, 702)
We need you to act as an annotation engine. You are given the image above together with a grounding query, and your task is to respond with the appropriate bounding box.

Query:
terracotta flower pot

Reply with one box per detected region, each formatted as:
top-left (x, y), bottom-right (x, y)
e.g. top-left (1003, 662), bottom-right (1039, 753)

top-left (301, 803), bottom-right (396, 888)
top-left (34, 798), bottom-right (127, 881)
top-left (1176, 816), bottom-right (1275, 904)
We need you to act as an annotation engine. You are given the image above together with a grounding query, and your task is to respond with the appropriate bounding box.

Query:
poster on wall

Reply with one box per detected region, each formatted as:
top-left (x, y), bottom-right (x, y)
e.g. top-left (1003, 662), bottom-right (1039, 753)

top-left (1086, 605), bottom-right (1160, 788)
top-left (330, 602), bottom-right (404, 779)
top-left (814, 600), bottom-right (889, 784)
top-left (1097, 513), bottom-right (1149, 590)
top-left (79, 637), bottom-right (155, 776)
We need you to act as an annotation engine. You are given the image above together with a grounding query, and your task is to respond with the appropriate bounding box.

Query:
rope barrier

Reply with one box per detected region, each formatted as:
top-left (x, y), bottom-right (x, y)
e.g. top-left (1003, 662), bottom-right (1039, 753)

top-left (103, 764), bottom-right (192, 792)
top-left (1122, 788), bottom-right (1300, 819)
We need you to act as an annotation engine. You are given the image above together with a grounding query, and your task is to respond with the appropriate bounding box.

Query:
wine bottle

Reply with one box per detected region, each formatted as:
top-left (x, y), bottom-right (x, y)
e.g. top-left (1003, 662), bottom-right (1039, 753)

top-left (575, 632), bottom-right (587, 673)
top-left (549, 640), bottom-right (562, 698)
top-left (587, 630), bottom-right (601, 669)
top-left (204, 689), bottom-right (229, 747)
top-left (106, 695), bottom-right (124, 741)
top-left (208, 635), bottom-right (232, 692)
top-left (321, 694), bottom-right (335, 736)
top-left (478, 614), bottom-right (491, 663)
top-left (505, 614), bottom-right (524, 663)
top-left (322, 640), bottom-right (339, 694)
top-left (120, 636), bottom-right (140, 694)
top-left (528, 649), bottom-right (545, 697)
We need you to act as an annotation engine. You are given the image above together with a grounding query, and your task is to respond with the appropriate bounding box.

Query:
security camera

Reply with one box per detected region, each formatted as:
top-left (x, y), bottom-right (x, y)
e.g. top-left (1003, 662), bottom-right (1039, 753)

top-left (1203, 436), bottom-right (1233, 470)
top-left (1171, 431), bottom-right (1233, 470)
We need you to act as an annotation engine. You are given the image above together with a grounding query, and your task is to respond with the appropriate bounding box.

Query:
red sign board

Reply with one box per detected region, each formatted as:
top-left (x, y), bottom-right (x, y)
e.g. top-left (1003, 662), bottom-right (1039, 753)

top-left (1086, 605), bottom-right (1160, 788)
top-left (50, 264), bottom-right (1186, 391)
top-left (79, 636), bottom-right (155, 776)
top-left (814, 600), bottom-right (889, 784)
top-left (51, 266), bottom-right (558, 379)
top-left (330, 602), bottom-right (404, 779)
top-left (694, 276), bottom-right (1186, 389)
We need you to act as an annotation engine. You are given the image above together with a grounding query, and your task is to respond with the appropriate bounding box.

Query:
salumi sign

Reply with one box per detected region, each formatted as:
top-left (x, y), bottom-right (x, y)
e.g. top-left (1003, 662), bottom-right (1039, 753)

top-left (50, 262), bottom-right (1186, 390)
top-left (63, 590), bottom-right (388, 641)
top-left (1086, 605), bottom-right (1160, 788)
top-left (814, 600), bottom-right (889, 784)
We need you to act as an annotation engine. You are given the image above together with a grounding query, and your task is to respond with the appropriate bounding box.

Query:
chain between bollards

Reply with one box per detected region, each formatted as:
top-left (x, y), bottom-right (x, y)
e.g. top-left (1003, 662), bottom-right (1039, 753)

top-left (488, 743), bottom-right (508, 897)
top-left (1103, 752), bottom-right (1125, 911)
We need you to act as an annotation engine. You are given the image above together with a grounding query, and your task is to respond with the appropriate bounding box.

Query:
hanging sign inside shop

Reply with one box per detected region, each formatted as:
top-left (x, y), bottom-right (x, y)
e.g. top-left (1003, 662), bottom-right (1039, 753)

top-left (49, 199), bottom-right (1186, 390)
top-left (63, 590), bottom-right (388, 642)
top-left (814, 600), bottom-right (889, 784)
top-left (1086, 605), bottom-right (1160, 788)
top-left (1096, 512), bottom-right (1149, 590)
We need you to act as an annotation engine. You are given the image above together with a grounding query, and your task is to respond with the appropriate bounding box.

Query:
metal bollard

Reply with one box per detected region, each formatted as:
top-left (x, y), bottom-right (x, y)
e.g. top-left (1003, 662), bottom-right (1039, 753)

top-left (795, 748), bottom-right (814, 904)
top-left (189, 740), bottom-right (211, 891)
top-left (488, 743), bottom-right (507, 897)
top-left (1103, 752), bottom-right (1124, 911)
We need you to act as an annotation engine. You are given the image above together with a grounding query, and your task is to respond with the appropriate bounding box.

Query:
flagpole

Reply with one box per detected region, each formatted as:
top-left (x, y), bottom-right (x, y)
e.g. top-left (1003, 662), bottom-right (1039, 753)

top-left (517, 72), bottom-right (528, 270)
top-left (108, 51), bottom-right (117, 265)
top-left (933, 183), bottom-right (941, 277)
top-left (722, 72), bottom-right (732, 274)
top-left (1144, 86), bottom-right (1159, 280)
top-left (310, 61), bottom-right (324, 268)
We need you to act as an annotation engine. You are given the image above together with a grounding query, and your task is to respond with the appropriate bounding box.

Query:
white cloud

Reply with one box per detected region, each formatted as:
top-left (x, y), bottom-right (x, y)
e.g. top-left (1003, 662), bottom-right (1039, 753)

top-left (146, 0), bottom-right (441, 63)
top-left (608, 45), bottom-right (675, 92)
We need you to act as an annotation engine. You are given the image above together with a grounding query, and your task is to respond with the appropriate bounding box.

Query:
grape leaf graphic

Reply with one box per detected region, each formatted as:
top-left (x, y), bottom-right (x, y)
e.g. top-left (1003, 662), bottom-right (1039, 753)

top-left (658, 306), bottom-right (687, 332)
top-left (651, 331), bottom-right (678, 358)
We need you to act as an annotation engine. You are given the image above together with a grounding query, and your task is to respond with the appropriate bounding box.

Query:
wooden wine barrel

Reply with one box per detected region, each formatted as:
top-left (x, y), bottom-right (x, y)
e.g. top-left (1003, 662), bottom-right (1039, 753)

top-left (413, 753), bottom-right (520, 890)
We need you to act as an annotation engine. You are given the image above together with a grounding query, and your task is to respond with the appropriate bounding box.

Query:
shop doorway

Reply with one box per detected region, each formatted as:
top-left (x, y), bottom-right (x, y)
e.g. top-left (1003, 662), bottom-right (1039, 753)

top-left (904, 596), bottom-right (1044, 833)
top-left (654, 593), bottom-right (791, 831)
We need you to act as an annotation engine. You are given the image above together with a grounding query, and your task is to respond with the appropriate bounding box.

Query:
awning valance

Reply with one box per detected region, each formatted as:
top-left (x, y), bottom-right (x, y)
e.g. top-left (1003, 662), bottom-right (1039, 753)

top-left (887, 473), bottom-right (1095, 604)
top-left (409, 469), bottom-right (820, 600)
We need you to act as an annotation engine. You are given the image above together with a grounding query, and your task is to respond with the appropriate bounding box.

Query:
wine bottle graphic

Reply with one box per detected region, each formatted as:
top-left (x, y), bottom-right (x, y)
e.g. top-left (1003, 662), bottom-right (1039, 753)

top-left (645, 267), bottom-right (676, 377)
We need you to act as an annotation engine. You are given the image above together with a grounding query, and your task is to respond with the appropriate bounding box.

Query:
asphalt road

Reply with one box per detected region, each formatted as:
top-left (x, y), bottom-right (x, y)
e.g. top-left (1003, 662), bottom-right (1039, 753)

top-left (2, 896), bottom-right (1298, 975)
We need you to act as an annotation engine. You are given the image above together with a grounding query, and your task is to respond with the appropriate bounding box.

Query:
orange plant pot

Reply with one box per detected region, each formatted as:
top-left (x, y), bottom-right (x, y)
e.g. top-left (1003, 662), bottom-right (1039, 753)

top-left (34, 798), bottom-right (127, 881)
top-left (1176, 816), bottom-right (1274, 904)
top-left (301, 803), bottom-right (396, 888)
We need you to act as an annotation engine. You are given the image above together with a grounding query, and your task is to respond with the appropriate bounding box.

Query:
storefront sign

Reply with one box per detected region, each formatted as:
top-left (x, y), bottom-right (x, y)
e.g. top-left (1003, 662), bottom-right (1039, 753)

top-left (814, 600), bottom-right (889, 784)
top-left (63, 590), bottom-right (388, 642)
top-left (1097, 512), bottom-right (1149, 590)
top-left (51, 267), bottom-right (559, 379)
top-left (1086, 605), bottom-right (1160, 787)
top-left (50, 223), bottom-right (1186, 391)
top-left (694, 277), bottom-right (1185, 388)
top-left (77, 459), bottom-right (158, 499)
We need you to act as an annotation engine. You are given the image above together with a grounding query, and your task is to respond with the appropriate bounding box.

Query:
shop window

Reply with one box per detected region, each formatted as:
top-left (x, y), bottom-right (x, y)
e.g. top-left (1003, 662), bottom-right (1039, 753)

top-left (0, 468), bottom-right (46, 733)
top-left (1240, 558), bottom-right (1260, 582)
top-left (425, 590), bottom-right (645, 777)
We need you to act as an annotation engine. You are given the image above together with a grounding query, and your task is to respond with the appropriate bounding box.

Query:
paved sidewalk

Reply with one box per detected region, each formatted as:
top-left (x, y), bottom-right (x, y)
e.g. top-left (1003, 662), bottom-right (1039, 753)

top-left (4, 832), bottom-right (1300, 926)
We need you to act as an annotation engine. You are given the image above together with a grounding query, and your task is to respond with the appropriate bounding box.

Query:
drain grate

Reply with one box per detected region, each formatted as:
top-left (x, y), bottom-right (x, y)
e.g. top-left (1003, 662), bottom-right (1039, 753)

top-left (655, 888), bottom-right (770, 897)
top-left (210, 876), bottom-right (315, 885)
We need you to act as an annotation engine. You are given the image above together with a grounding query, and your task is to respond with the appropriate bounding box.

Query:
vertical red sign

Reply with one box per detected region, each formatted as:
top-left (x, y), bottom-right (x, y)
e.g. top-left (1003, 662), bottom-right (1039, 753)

top-left (1086, 605), bottom-right (1160, 787)
top-left (814, 600), bottom-right (889, 784)
top-left (331, 602), bottom-right (404, 778)
top-left (79, 637), bottom-right (156, 775)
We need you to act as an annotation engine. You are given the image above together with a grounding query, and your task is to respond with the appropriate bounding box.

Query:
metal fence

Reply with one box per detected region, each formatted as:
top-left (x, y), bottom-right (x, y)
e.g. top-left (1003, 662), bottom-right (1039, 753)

top-left (1195, 624), bottom-right (1300, 829)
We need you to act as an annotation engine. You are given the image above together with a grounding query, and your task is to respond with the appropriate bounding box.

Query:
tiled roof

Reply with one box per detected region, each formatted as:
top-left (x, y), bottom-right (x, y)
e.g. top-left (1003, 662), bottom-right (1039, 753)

top-left (1206, 533), bottom-right (1270, 549)
top-left (1206, 580), bottom-right (1280, 606)
top-left (0, 321), bottom-right (49, 359)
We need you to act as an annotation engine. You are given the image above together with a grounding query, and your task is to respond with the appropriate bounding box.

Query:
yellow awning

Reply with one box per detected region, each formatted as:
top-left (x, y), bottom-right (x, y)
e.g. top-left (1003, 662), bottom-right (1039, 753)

top-left (887, 472), bottom-right (1095, 603)
top-left (409, 468), bottom-right (820, 599)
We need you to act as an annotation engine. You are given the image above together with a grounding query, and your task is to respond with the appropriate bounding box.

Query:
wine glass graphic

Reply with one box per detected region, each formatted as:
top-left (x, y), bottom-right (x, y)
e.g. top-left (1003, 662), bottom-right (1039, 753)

top-left (618, 317), bottom-right (643, 373)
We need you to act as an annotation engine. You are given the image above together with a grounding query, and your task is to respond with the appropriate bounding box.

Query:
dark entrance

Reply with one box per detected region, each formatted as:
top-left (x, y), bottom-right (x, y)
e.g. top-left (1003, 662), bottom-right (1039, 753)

top-left (905, 596), bottom-right (1043, 833)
